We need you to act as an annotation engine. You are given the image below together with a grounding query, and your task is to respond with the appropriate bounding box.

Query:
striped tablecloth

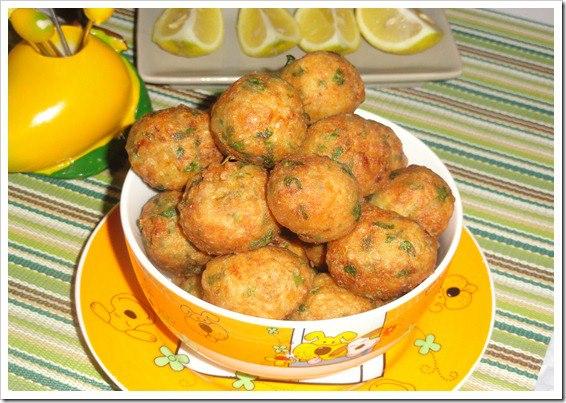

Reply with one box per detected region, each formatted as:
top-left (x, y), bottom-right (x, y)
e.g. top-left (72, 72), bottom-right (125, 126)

top-left (7, 8), bottom-right (554, 392)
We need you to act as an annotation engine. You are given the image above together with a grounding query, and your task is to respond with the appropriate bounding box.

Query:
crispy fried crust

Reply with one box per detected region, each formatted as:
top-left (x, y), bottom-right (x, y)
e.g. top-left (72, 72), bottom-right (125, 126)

top-left (301, 113), bottom-right (392, 196)
top-left (202, 246), bottom-right (315, 319)
top-left (370, 165), bottom-right (455, 237)
top-left (210, 72), bottom-right (307, 168)
top-left (281, 51), bottom-right (365, 123)
top-left (178, 162), bottom-right (280, 255)
top-left (288, 273), bottom-right (375, 320)
top-left (138, 191), bottom-right (210, 274)
top-left (126, 105), bottom-right (222, 190)
top-left (267, 155), bottom-right (361, 243)
top-left (327, 205), bottom-right (438, 301)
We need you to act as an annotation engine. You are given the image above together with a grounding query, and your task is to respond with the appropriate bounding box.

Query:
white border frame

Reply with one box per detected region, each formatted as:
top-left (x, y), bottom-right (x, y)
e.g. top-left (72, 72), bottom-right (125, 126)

top-left (2, 0), bottom-right (562, 400)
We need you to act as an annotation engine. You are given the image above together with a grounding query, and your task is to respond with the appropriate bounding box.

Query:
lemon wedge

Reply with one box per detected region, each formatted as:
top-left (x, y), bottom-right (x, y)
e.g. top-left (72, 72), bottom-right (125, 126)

top-left (237, 8), bottom-right (299, 57)
top-left (356, 8), bottom-right (442, 55)
top-left (152, 8), bottom-right (223, 57)
top-left (295, 8), bottom-right (360, 54)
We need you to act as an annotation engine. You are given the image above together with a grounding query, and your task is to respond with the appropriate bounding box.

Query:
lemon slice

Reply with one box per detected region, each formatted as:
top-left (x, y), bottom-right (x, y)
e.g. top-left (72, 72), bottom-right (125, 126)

top-left (295, 8), bottom-right (360, 54)
top-left (152, 8), bottom-right (223, 57)
top-left (237, 9), bottom-right (299, 57)
top-left (356, 8), bottom-right (442, 55)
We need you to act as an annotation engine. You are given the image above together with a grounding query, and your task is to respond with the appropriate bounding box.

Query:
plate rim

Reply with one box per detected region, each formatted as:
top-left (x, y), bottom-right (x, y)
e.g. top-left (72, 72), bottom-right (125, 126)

top-left (75, 207), bottom-right (494, 392)
top-left (75, 204), bottom-right (126, 391)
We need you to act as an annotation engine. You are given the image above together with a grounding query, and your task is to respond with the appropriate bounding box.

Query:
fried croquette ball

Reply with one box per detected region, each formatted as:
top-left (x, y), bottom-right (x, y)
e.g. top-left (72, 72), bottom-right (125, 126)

top-left (288, 273), bottom-right (374, 320)
top-left (382, 126), bottom-right (407, 173)
top-left (126, 105), bottom-right (222, 190)
top-left (267, 155), bottom-right (361, 243)
top-left (178, 162), bottom-right (280, 255)
top-left (280, 51), bottom-right (365, 123)
top-left (210, 72), bottom-right (307, 168)
top-left (137, 191), bottom-right (210, 275)
top-left (370, 165), bottom-right (455, 237)
top-left (179, 275), bottom-right (203, 299)
top-left (327, 205), bottom-right (438, 301)
top-left (375, 130), bottom-right (408, 191)
top-left (301, 114), bottom-right (391, 196)
top-left (201, 246), bottom-right (315, 319)
top-left (304, 243), bottom-right (327, 269)
top-left (271, 231), bottom-right (309, 262)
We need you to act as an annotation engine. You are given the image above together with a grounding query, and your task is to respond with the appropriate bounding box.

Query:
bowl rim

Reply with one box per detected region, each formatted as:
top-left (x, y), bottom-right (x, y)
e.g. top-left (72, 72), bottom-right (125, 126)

top-left (119, 111), bottom-right (464, 329)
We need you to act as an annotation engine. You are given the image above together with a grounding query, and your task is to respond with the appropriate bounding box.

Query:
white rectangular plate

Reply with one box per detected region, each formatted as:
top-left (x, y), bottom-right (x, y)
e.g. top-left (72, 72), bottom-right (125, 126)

top-left (136, 8), bottom-right (462, 85)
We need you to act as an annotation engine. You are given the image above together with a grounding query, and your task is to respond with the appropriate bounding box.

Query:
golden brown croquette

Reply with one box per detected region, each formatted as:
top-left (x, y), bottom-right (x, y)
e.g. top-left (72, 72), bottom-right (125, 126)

top-left (327, 205), bottom-right (438, 301)
top-left (126, 105), bottom-right (222, 190)
top-left (201, 246), bottom-right (315, 319)
top-left (178, 162), bottom-right (280, 255)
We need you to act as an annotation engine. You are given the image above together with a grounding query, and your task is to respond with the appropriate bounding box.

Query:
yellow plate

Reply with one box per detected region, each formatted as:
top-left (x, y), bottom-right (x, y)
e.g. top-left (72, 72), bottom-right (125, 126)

top-left (76, 206), bottom-right (494, 391)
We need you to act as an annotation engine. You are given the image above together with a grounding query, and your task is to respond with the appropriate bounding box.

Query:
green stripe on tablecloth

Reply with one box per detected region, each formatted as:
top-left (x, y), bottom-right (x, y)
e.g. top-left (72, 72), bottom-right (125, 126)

top-left (490, 329), bottom-right (548, 357)
top-left (29, 174), bottom-right (119, 204)
top-left (466, 215), bottom-right (552, 246)
top-left (480, 358), bottom-right (539, 380)
top-left (450, 28), bottom-right (553, 64)
top-left (428, 81), bottom-right (553, 122)
top-left (431, 147), bottom-right (553, 192)
top-left (9, 201), bottom-right (93, 231)
top-left (7, 8), bottom-right (554, 392)
top-left (463, 56), bottom-right (553, 89)
top-left (365, 89), bottom-right (553, 156)
top-left (9, 174), bottom-right (113, 215)
top-left (497, 301), bottom-right (553, 324)
top-left (496, 310), bottom-right (553, 331)
top-left (457, 179), bottom-right (551, 210)
top-left (362, 99), bottom-right (554, 169)
top-left (8, 263), bottom-right (69, 297)
top-left (406, 123), bottom-right (552, 176)
top-left (468, 370), bottom-right (526, 391)
top-left (461, 65), bottom-right (553, 104)
top-left (493, 321), bottom-right (551, 344)
top-left (496, 282), bottom-right (553, 305)
top-left (8, 373), bottom-right (50, 391)
top-left (9, 348), bottom-right (111, 390)
top-left (467, 225), bottom-right (552, 258)
top-left (393, 86), bottom-right (553, 139)
top-left (491, 269), bottom-right (553, 291)
top-left (446, 9), bottom-right (553, 47)
top-left (9, 314), bottom-right (84, 350)
top-left (474, 235), bottom-right (553, 268)
top-left (462, 199), bottom-right (553, 238)
top-left (8, 363), bottom-right (79, 391)
top-left (7, 217), bottom-right (88, 249)
top-left (9, 298), bottom-right (74, 325)
top-left (9, 242), bottom-right (75, 269)
top-left (8, 231), bottom-right (78, 265)
top-left (486, 9), bottom-right (553, 29)
top-left (9, 257), bottom-right (72, 283)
